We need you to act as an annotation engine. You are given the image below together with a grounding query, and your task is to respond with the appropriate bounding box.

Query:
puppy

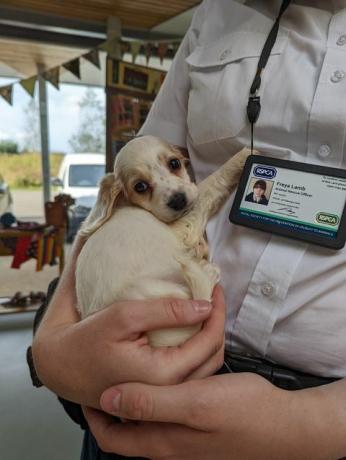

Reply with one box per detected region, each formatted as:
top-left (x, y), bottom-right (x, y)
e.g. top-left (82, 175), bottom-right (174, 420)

top-left (76, 135), bottom-right (250, 347)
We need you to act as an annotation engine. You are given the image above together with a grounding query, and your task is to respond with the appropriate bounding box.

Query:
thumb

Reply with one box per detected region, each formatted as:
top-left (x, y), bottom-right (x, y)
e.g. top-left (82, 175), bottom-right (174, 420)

top-left (100, 380), bottom-right (209, 429)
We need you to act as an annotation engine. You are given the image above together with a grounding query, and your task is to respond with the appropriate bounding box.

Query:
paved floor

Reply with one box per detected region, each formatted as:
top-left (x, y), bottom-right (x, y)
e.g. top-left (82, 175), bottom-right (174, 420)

top-left (0, 313), bottom-right (83, 460)
top-left (1, 196), bottom-right (82, 460)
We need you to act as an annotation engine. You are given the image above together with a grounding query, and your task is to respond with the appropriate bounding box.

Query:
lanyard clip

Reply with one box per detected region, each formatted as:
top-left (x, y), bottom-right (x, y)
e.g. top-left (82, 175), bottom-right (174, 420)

top-left (247, 95), bottom-right (261, 124)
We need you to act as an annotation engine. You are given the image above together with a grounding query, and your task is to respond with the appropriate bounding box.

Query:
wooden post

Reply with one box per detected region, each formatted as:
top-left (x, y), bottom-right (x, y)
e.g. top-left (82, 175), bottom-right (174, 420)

top-left (106, 17), bottom-right (121, 173)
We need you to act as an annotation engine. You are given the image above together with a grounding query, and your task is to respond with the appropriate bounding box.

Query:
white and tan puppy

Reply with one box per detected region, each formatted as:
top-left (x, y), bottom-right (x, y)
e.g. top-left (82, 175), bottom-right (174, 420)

top-left (76, 135), bottom-right (250, 347)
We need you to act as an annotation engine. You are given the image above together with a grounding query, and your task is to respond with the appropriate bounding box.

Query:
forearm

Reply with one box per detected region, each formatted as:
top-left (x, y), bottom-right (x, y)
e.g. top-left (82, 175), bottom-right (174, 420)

top-left (31, 235), bottom-right (84, 392)
top-left (291, 379), bottom-right (346, 460)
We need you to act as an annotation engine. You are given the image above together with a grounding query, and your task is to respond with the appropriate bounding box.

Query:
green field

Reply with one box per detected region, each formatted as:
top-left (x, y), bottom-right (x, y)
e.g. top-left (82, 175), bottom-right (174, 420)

top-left (0, 152), bottom-right (64, 189)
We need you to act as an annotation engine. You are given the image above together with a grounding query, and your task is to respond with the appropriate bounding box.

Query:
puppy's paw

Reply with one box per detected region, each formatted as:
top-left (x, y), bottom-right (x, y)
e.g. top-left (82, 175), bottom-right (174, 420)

top-left (202, 262), bottom-right (221, 286)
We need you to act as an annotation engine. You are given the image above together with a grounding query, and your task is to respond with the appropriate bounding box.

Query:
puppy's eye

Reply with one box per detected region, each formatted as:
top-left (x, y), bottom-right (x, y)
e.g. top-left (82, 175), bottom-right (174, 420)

top-left (168, 158), bottom-right (181, 171)
top-left (134, 181), bottom-right (149, 193)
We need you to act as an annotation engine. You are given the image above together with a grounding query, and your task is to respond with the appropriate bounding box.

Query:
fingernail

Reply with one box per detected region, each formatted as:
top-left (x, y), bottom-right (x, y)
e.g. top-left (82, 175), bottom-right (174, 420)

top-left (193, 301), bottom-right (212, 312)
top-left (112, 391), bottom-right (121, 411)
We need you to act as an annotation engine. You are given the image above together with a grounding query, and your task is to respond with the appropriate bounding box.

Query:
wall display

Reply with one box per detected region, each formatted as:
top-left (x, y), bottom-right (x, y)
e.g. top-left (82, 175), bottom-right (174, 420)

top-left (106, 58), bottom-right (166, 171)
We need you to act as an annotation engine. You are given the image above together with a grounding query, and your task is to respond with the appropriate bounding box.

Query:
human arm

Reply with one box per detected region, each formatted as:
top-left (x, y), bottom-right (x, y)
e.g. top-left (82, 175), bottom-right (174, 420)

top-left (84, 373), bottom-right (346, 460)
top-left (31, 235), bottom-right (226, 409)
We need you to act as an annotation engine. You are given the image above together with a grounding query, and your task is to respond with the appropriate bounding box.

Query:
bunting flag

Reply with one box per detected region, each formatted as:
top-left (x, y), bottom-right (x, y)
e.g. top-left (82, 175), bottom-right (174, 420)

top-left (63, 58), bottom-right (81, 79)
top-left (83, 49), bottom-right (101, 69)
top-left (0, 85), bottom-right (13, 105)
top-left (19, 76), bottom-right (37, 97)
top-left (99, 38), bottom-right (119, 55)
top-left (130, 42), bottom-right (142, 63)
top-left (157, 43), bottom-right (169, 64)
top-left (0, 37), bottom-right (181, 106)
top-left (145, 43), bottom-right (153, 64)
top-left (120, 41), bottom-right (129, 59)
top-left (43, 67), bottom-right (60, 90)
top-left (172, 42), bottom-right (180, 55)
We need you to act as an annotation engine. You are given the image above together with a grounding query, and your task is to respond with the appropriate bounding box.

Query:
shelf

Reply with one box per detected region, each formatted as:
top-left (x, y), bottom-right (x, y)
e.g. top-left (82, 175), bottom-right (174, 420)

top-left (0, 297), bottom-right (40, 315)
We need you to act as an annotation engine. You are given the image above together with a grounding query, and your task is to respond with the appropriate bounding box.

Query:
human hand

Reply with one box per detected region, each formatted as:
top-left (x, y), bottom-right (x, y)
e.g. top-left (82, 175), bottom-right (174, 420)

top-left (83, 373), bottom-right (345, 460)
top-left (32, 276), bottom-right (226, 408)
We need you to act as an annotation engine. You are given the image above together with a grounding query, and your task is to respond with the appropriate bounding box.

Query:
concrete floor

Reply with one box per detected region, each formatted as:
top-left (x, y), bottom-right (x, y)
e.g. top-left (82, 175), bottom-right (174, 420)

top-left (1, 190), bottom-right (83, 460)
top-left (0, 313), bottom-right (83, 460)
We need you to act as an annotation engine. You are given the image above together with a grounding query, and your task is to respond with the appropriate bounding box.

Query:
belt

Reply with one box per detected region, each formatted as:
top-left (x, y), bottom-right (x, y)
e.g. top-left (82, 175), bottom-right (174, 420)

top-left (220, 351), bottom-right (339, 391)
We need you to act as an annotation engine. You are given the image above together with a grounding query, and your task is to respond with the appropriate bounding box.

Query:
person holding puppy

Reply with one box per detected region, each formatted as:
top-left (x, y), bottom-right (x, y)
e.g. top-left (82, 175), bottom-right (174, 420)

top-left (31, 0), bottom-right (346, 459)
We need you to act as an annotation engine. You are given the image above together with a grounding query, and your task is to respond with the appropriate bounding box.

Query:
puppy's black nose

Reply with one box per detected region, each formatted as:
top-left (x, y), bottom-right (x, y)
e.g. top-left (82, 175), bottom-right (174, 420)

top-left (167, 192), bottom-right (187, 211)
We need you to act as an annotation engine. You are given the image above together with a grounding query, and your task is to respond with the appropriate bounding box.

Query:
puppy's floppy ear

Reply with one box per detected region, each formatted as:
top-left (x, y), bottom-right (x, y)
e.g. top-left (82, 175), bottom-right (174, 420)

top-left (79, 173), bottom-right (123, 238)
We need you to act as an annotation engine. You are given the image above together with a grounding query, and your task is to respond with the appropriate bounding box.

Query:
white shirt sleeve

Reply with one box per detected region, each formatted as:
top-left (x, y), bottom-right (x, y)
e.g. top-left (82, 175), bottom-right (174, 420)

top-left (138, 1), bottom-right (209, 148)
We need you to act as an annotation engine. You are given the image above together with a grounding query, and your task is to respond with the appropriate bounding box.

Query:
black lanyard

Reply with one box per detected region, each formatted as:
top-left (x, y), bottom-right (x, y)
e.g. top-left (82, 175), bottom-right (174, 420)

top-left (247, 0), bottom-right (291, 153)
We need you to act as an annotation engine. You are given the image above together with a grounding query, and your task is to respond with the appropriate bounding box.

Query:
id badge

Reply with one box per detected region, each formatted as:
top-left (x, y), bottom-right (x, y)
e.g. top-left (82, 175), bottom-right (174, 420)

top-left (229, 155), bottom-right (346, 249)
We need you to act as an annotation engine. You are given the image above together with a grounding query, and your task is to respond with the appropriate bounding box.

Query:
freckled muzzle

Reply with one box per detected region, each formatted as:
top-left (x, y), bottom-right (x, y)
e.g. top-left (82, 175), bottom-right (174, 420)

top-left (167, 192), bottom-right (188, 211)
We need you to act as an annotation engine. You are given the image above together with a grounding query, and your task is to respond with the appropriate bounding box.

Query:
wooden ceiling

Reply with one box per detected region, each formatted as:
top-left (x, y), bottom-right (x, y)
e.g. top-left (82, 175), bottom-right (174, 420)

top-left (1, 0), bottom-right (200, 30)
top-left (0, 0), bottom-right (200, 79)
top-left (0, 38), bottom-right (86, 78)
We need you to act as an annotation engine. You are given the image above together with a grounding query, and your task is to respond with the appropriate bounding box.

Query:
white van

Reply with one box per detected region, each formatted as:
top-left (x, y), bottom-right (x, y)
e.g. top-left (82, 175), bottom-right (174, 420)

top-left (55, 153), bottom-right (106, 199)
top-left (53, 153), bottom-right (106, 240)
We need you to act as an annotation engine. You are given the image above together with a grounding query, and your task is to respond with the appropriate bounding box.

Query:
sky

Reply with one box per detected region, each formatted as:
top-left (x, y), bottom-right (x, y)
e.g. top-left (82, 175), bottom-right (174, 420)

top-left (0, 77), bottom-right (105, 154)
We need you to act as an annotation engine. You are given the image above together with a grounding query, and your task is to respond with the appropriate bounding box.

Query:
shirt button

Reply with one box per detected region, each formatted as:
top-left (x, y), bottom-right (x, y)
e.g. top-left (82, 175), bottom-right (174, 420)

top-left (330, 70), bottom-right (345, 83)
top-left (318, 144), bottom-right (332, 158)
top-left (261, 282), bottom-right (275, 297)
top-left (220, 49), bottom-right (231, 61)
top-left (337, 34), bottom-right (346, 46)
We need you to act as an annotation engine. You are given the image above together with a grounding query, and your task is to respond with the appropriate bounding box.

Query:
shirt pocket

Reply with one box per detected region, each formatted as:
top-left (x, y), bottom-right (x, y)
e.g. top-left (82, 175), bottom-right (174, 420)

top-left (185, 30), bottom-right (289, 146)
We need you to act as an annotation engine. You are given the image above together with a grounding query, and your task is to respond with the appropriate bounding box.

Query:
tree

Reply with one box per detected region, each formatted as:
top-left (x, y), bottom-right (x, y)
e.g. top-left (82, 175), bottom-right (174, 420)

top-left (22, 97), bottom-right (41, 152)
top-left (68, 87), bottom-right (105, 153)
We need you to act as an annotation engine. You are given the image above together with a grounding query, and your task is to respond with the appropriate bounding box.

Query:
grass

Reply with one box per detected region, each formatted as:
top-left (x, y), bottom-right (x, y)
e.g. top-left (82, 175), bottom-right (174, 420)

top-left (0, 152), bottom-right (64, 188)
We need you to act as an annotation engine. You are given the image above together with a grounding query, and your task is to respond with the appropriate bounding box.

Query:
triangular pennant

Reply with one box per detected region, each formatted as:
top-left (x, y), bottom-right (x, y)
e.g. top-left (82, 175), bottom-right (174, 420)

top-left (99, 39), bottom-right (118, 54)
top-left (43, 67), bottom-right (60, 90)
top-left (145, 43), bottom-right (153, 65)
top-left (157, 43), bottom-right (169, 64)
top-left (130, 42), bottom-right (141, 63)
top-left (63, 58), bottom-right (81, 79)
top-left (0, 85), bottom-right (13, 105)
top-left (19, 76), bottom-right (37, 97)
top-left (120, 41), bottom-right (129, 58)
top-left (172, 42), bottom-right (180, 56)
top-left (83, 49), bottom-right (101, 69)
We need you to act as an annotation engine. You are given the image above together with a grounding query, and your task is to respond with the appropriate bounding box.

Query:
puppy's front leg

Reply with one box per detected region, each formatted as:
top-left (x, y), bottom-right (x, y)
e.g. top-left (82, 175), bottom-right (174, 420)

top-left (173, 147), bottom-right (251, 244)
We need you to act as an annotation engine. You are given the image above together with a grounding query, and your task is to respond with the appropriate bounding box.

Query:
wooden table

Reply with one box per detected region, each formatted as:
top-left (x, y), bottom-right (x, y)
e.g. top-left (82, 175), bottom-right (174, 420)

top-left (0, 225), bottom-right (64, 273)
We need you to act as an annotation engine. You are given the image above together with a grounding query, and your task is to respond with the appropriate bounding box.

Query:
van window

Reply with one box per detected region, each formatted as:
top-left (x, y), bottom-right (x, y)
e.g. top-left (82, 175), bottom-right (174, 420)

top-left (68, 164), bottom-right (105, 187)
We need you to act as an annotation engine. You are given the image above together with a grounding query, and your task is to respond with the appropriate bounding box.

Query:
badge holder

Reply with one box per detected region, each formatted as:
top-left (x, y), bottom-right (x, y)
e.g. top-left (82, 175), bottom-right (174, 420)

top-left (230, 155), bottom-right (346, 249)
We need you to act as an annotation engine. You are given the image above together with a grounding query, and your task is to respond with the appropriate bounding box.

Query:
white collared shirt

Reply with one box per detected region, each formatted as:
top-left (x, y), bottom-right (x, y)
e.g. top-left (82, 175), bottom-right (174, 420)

top-left (139, 0), bottom-right (346, 378)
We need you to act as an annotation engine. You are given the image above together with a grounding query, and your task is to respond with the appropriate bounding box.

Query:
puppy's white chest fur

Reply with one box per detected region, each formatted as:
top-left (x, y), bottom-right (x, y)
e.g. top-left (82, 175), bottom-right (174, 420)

top-left (77, 207), bottom-right (191, 315)
top-left (76, 206), bottom-right (213, 346)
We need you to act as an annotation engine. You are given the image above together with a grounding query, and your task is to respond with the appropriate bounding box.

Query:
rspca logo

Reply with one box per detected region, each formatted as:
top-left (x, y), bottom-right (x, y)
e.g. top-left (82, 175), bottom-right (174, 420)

top-left (316, 212), bottom-right (339, 227)
top-left (253, 165), bottom-right (277, 179)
